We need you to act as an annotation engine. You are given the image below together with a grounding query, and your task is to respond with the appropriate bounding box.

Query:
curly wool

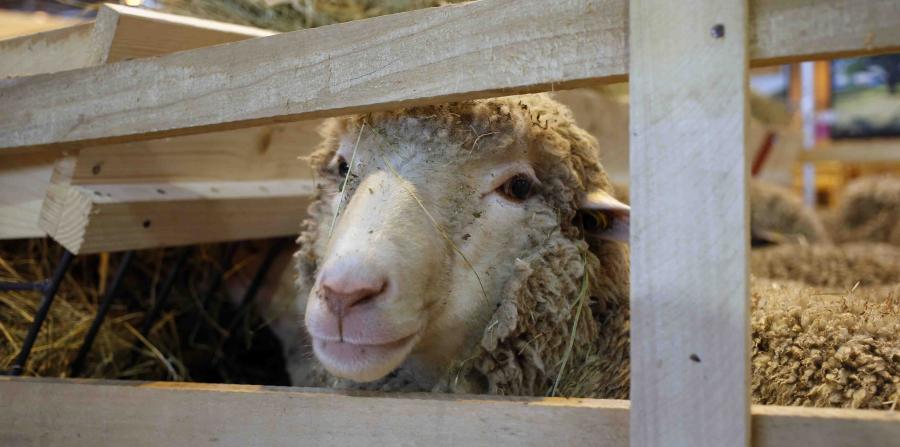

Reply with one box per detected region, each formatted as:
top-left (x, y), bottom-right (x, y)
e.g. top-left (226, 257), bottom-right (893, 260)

top-left (827, 176), bottom-right (900, 246)
top-left (287, 95), bottom-right (899, 410)
top-left (750, 181), bottom-right (830, 245)
top-left (751, 243), bottom-right (900, 288)
top-left (751, 279), bottom-right (900, 410)
top-left (442, 231), bottom-right (629, 398)
top-left (290, 94), bottom-right (629, 397)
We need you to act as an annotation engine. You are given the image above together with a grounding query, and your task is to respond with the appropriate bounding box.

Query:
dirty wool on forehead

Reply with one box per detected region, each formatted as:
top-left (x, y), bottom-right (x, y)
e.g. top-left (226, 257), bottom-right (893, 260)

top-left (291, 94), bottom-right (630, 397)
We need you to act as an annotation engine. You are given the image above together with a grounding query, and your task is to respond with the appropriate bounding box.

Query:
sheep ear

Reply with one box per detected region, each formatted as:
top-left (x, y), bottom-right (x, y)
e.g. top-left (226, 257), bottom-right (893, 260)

top-left (578, 189), bottom-right (630, 243)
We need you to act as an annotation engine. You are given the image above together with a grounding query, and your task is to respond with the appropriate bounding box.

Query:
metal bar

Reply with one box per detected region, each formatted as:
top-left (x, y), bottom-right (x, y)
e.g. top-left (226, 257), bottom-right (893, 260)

top-left (238, 239), bottom-right (285, 309)
top-left (188, 242), bottom-right (238, 342)
top-left (8, 250), bottom-right (75, 376)
top-left (68, 251), bottom-right (135, 378)
top-left (0, 281), bottom-right (47, 292)
top-left (219, 239), bottom-right (287, 355)
top-left (138, 247), bottom-right (190, 338)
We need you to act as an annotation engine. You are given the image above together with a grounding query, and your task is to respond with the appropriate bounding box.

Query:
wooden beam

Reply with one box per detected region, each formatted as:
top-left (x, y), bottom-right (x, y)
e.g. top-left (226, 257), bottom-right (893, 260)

top-left (0, 5), bottom-right (311, 242)
top-left (798, 140), bottom-right (900, 163)
top-left (750, 0), bottom-right (900, 66)
top-left (0, 0), bottom-right (629, 151)
top-left (1, 378), bottom-right (898, 447)
top-left (752, 405), bottom-right (900, 447)
top-left (36, 119), bottom-right (319, 253)
top-left (0, 24), bottom-right (95, 78)
top-left (72, 122), bottom-right (319, 184)
top-left (629, 0), bottom-right (750, 446)
top-left (0, 377), bottom-right (630, 447)
top-left (0, 152), bottom-right (58, 239)
top-left (95, 4), bottom-right (274, 64)
top-left (1, 0), bottom-right (898, 152)
top-left (39, 177), bottom-right (314, 254)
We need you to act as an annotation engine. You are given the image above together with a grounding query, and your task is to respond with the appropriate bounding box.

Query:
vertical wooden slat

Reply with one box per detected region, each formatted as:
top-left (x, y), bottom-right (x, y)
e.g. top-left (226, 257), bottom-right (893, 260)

top-left (629, 0), bottom-right (750, 446)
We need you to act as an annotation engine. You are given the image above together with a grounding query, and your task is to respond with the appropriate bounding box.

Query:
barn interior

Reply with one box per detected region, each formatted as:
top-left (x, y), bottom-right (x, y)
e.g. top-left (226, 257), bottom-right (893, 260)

top-left (1, 0), bottom-right (898, 407)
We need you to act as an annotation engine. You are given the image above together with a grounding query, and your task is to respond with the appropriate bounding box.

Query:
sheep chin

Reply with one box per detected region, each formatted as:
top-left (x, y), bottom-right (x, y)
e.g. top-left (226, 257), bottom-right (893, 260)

top-left (312, 333), bottom-right (419, 383)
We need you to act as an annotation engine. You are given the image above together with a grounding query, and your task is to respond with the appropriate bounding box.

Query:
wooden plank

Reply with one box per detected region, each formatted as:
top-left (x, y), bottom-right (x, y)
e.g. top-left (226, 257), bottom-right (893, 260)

top-left (752, 405), bottom-right (900, 447)
top-left (34, 121), bottom-right (319, 252)
top-left (0, 0), bottom-right (629, 151)
top-left (2, 0), bottom-right (899, 152)
top-left (97, 4), bottom-right (274, 64)
top-left (0, 5), bottom-right (307, 241)
top-left (72, 122), bottom-right (319, 184)
top-left (798, 140), bottom-right (900, 163)
top-left (0, 377), bottom-right (630, 447)
top-left (1, 378), bottom-right (898, 447)
top-left (39, 178), bottom-right (314, 254)
top-left (750, 0), bottom-right (900, 66)
top-left (0, 5), bottom-right (273, 79)
top-left (0, 23), bottom-right (95, 78)
top-left (0, 152), bottom-right (58, 239)
top-left (629, 0), bottom-right (750, 446)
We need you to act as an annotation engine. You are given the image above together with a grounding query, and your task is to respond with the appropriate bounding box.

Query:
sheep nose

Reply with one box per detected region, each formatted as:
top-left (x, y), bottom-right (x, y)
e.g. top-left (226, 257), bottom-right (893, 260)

top-left (320, 275), bottom-right (387, 317)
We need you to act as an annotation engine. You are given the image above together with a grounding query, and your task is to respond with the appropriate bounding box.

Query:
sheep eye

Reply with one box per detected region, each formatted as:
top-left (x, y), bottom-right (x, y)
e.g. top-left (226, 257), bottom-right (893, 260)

top-left (499, 174), bottom-right (534, 201)
top-left (580, 210), bottom-right (610, 232)
top-left (337, 157), bottom-right (350, 177)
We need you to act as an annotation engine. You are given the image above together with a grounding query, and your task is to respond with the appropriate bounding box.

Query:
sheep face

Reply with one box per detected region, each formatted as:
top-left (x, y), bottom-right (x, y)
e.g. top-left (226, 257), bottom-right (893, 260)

top-left (295, 95), bottom-right (628, 389)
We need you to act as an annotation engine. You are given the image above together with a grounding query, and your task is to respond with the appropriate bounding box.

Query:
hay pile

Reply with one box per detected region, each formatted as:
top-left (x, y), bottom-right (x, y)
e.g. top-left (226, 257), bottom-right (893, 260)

top-left (0, 239), bottom-right (289, 384)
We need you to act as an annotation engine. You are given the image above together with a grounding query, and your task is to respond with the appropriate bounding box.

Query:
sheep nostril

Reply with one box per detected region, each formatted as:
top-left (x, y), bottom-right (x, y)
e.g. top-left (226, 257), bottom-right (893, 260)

top-left (320, 278), bottom-right (388, 317)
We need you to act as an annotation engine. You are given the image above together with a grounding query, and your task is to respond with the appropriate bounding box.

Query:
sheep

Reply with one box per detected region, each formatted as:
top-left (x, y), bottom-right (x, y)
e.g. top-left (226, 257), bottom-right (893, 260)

top-left (274, 94), bottom-right (900, 410)
top-left (825, 175), bottom-right (900, 246)
top-left (751, 242), bottom-right (900, 288)
top-left (749, 180), bottom-right (830, 246)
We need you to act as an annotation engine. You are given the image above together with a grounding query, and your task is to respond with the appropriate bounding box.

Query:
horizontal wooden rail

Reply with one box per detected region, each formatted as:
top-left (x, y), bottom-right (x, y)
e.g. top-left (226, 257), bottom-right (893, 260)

top-left (0, 377), bottom-right (897, 447)
top-left (798, 139), bottom-right (900, 163)
top-left (1, 0), bottom-right (898, 151)
top-left (39, 178), bottom-right (314, 254)
top-left (0, 4), bottom-right (317, 243)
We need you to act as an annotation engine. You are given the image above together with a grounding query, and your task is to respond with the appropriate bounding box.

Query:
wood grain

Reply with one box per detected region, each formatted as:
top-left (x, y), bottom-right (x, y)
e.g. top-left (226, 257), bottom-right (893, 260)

top-left (98, 4), bottom-right (274, 64)
top-left (0, 5), bottom-right (314, 241)
top-left (0, 377), bottom-right (630, 447)
top-left (0, 0), bottom-right (629, 151)
top-left (39, 178), bottom-right (315, 254)
top-left (0, 23), bottom-right (95, 78)
top-left (0, 152), bottom-right (58, 239)
top-left (750, 0), bottom-right (900, 66)
top-left (2, 0), bottom-right (899, 151)
top-left (753, 405), bottom-right (900, 447)
top-left (1, 377), bottom-right (898, 447)
top-left (629, 0), bottom-right (751, 446)
top-left (72, 122), bottom-right (319, 184)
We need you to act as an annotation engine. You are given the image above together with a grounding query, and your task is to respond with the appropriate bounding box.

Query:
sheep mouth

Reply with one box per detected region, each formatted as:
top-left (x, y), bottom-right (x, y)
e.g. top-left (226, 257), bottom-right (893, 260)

top-left (311, 332), bottom-right (419, 382)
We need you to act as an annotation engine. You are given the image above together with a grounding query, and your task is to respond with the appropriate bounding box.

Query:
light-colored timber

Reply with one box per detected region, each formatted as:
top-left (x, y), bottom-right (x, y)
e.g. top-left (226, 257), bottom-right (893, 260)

top-left (1, 0), bottom-right (899, 151)
top-left (40, 176), bottom-right (315, 254)
top-left (0, 5), bottom-right (317, 242)
top-left (1, 377), bottom-right (898, 447)
top-left (629, 0), bottom-right (751, 446)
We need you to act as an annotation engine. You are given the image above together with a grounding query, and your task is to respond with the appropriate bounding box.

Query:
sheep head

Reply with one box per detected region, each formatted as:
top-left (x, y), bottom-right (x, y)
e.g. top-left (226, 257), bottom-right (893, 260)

top-left (293, 94), bottom-right (629, 393)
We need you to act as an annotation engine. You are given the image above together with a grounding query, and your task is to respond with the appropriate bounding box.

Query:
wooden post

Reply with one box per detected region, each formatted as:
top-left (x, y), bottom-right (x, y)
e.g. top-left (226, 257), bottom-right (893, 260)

top-left (630, 0), bottom-right (750, 446)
